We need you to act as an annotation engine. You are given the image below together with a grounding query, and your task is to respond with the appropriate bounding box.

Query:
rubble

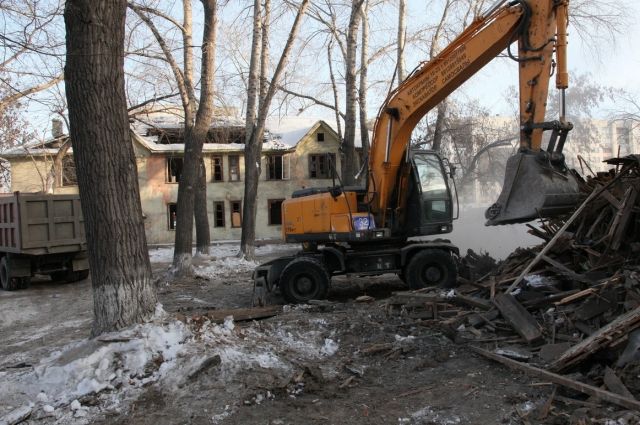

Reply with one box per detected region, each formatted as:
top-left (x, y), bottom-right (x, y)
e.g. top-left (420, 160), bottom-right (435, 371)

top-left (388, 156), bottom-right (640, 421)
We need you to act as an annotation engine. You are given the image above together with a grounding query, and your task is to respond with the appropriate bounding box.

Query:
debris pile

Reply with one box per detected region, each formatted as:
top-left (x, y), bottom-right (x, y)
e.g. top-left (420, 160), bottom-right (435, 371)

top-left (389, 156), bottom-right (640, 421)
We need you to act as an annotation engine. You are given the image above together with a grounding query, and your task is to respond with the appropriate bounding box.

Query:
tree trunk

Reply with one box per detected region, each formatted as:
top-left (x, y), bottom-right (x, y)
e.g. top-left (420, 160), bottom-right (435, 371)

top-left (172, 0), bottom-right (218, 274)
top-left (358, 0), bottom-right (370, 176)
top-left (64, 0), bottom-right (156, 336)
top-left (432, 100), bottom-right (448, 152)
top-left (327, 42), bottom-right (342, 141)
top-left (194, 156), bottom-right (209, 254)
top-left (241, 0), bottom-right (310, 260)
top-left (396, 0), bottom-right (406, 84)
top-left (240, 0), bottom-right (263, 260)
top-left (341, 0), bottom-right (363, 186)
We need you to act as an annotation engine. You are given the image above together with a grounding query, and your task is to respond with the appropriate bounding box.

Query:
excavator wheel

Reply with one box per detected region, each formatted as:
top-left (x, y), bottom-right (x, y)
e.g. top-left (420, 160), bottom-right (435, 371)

top-left (279, 256), bottom-right (330, 304)
top-left (404, 249), bottom-right (457, 289)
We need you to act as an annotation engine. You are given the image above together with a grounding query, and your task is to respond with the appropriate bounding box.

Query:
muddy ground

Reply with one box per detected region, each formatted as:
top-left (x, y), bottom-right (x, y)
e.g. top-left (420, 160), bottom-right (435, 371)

top-left (1, 247), bottom-right (584, 425)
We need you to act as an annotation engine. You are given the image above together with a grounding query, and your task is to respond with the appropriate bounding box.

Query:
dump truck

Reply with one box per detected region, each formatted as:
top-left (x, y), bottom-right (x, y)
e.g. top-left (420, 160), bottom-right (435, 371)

top-left (0, 192), bottom-right (89, 290)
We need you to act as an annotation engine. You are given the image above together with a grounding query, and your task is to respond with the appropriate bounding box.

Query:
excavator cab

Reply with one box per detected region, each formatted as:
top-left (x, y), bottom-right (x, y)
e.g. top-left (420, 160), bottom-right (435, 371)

top-left (398, 150), bottom-right (456, 238)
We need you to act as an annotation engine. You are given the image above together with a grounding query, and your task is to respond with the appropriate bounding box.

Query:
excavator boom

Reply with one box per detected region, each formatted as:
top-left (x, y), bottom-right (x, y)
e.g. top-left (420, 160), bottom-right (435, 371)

top-left (366, 0), bottom-right (579, 228)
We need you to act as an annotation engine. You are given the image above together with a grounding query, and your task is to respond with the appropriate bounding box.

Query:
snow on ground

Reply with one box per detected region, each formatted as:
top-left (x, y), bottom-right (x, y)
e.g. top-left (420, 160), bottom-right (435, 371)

top-left (0, 304), bottom-right (338, 425)
top-left (149, 243), bottom-right (297, 280)
top-left (148, 243), bottom-right (294, 264)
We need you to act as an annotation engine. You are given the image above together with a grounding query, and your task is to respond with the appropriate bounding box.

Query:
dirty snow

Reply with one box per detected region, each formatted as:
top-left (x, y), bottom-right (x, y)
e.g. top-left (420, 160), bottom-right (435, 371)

top-left (0, 304), bottom-right (340, 424)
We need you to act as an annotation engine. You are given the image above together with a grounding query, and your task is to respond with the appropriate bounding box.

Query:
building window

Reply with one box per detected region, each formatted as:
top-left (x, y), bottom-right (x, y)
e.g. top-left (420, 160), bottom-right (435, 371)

top-left (168, 203), bottom-right (177, 230)
top-left (316, 132), bottom-right (325, 142)
top-left (213, 201), bottom-right (225, 228)
top-left (266, 154), bottom-right (289, 180)
top-left (268, 199), bottom-right (284, 225)
top-left (212, 155), bottom-right (223, 182)
top-left (230, 200), bottom-right (242, 228)
top-left (228, 155), bottom-right (240, 181)
top-left (167, 157), bottom-right (183, 183)
top-left (61, 156), bottom-right (78, 186)
top-left (309, 154), bottom-right (335, 179)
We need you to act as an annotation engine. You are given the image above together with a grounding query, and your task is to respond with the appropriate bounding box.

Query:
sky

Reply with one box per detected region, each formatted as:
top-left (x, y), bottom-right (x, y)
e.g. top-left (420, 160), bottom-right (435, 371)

top-left (402, 0), bottom-right (640, 118)
top-left (16, 0), bottom-right (640, 135)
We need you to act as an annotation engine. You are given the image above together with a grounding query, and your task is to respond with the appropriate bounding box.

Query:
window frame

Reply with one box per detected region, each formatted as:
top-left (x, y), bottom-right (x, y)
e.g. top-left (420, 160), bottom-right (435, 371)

top-left (167, 203), bottom-right (177, 230)
top-left (266, 154), bottom-right (290, 181)
top-left (268, 198), bottom-right (285, 226)
top-left (211, 155), bottom-right (224, 182)
top-left (213, 201), bottom-right (225, 228)
top-left (166, 156), bottom-right (183, 183)
top-left (308, 153), bottom-right (335, 179)
top-left (228, 154), bottom-right (241, 182)
top-left (316, 132), bottom-right (325, 142)
top-left (230, 200), bottom-right (242, 228)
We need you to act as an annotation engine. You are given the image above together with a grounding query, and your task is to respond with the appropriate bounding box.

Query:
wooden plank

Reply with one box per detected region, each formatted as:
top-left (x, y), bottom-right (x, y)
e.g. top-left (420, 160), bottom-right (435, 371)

top-left (492, 293), bottom-right (543, 344)
top-left (470, 346), bottom-right (640, 412)
top-left (611, 187), bottom-right (637, 250)
top-left (507, 173), bottom-right (626, 294)
top-left (453, 293), bottom-right (492, 311)
top-left (555, 288), bottom-right (596, 306)
top-left (204, 305), bottom-right (282, 323)
top-left (551, 306), bottom-right (640, 372)
top-left (540, 255), bottom-right (592, 284)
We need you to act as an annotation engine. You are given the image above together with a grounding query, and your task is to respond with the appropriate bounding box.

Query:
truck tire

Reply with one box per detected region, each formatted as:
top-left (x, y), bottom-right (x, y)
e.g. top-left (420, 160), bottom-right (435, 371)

top-left (0, 257), bottom-right (18, 291)
top-left (279, 257), bottom-right (330, 304)
top-left (404, 249), bottom-right (457, 289)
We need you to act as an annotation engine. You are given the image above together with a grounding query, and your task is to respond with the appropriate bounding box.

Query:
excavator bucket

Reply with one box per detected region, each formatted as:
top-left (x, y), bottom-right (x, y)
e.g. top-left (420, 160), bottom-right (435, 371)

top-left (485, 151), bottom-right (582, 225)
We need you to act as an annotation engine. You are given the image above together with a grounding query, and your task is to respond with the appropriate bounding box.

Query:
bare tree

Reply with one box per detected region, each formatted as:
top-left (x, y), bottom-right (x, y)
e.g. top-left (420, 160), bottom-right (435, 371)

top-left (396, 0), bottom-right (406, 84)
top-left (64, 0), bottom-right (157, 335)
top-left (130, 0), bottom-right (219, 274)
top-left (240, 0), bottom-right (311, 260)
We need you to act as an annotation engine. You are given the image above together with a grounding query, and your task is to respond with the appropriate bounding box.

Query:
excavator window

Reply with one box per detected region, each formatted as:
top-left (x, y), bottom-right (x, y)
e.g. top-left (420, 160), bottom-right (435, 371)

top-left (414, 154), bottom-right (448, 199)
top-left (412, 152), bottom-right (452, 223)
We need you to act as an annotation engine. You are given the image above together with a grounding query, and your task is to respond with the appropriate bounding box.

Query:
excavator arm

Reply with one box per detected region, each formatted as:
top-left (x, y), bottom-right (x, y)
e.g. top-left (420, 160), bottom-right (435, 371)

top-left (367, 0), bottom-right (577, 228)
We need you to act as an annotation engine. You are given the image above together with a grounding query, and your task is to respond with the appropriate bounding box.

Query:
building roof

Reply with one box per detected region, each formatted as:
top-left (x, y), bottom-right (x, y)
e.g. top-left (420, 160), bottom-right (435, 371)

top-left (2, 115), bottom-right (365, 158)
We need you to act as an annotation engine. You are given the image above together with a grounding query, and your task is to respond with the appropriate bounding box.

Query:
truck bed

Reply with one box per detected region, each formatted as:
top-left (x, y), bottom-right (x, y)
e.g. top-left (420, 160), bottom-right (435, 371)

top-left (0, 193), bottom-right (86, 255)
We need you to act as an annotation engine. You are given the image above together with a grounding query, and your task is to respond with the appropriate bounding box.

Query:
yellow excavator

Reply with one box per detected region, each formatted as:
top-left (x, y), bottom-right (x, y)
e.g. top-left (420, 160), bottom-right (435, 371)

top-left (254, 0), bottom-right (580, 304)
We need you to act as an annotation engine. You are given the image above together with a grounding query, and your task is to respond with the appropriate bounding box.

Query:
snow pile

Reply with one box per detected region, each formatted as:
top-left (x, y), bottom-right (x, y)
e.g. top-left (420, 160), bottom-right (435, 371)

top-left (148, 243), bottom-right (294, 264)
top-left (193, 256), bottom-right (257, 280)
top-left (30, 310), bottom-right (189, 404)
top-left (0, 308), bottom-right (340, 424)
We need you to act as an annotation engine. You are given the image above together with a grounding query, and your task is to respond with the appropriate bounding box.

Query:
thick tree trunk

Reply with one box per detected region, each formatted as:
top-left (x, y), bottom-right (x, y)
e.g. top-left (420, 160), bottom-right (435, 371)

top-left (432, 100), bottom-right (447, 152)
top-left (341, 0), bottom-right (363, 186)
top-left (64, 0), bottom-right (156, 336)
top-left (396, 0), bottom-right (406, 84)
top-left (241, 0), bottom-right (309, 260)
top-left (358, 0), bottom-right (370, 175)
top-left (195, 157), bottom-right (209, 254)
top-left (173, 0), bottom-right (217, 274)
top-left (240, 0), bottom-right (263, 260)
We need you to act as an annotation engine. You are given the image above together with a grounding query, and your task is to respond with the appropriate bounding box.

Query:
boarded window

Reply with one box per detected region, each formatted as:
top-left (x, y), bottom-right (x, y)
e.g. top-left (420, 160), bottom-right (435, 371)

top-left (268, 199), bottom-right (284, 225)
top-left (228, 155), bottom-right (240, 181)
top-left (167, 157), bottom-right (183, 183)
top-left (168, 203), bottom-right (177, 230)
top-left (309, 154), bottom-right (335, 179)
top-left (61, 156), bottom-right (78, 186)
top-left (266, 154), bottom-right (289, 180)
top-left (214, 201), bottom-right (225, 228)
top-left (230, 200), bottom-right (242, 228)
top-left (316, 132), bottom-right (325, 142)
top-left (212, 156), bottom-right (223, 182)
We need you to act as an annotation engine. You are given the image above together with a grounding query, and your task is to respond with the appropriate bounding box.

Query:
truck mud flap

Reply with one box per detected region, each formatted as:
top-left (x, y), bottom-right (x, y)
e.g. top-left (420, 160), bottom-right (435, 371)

top-left (485, 151), bottom-right (582, 225)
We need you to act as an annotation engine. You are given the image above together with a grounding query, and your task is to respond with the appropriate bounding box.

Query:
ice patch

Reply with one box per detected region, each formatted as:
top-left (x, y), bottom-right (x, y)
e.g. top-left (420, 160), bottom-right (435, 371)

top-left (320, 338), bottom-right (339, 356)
